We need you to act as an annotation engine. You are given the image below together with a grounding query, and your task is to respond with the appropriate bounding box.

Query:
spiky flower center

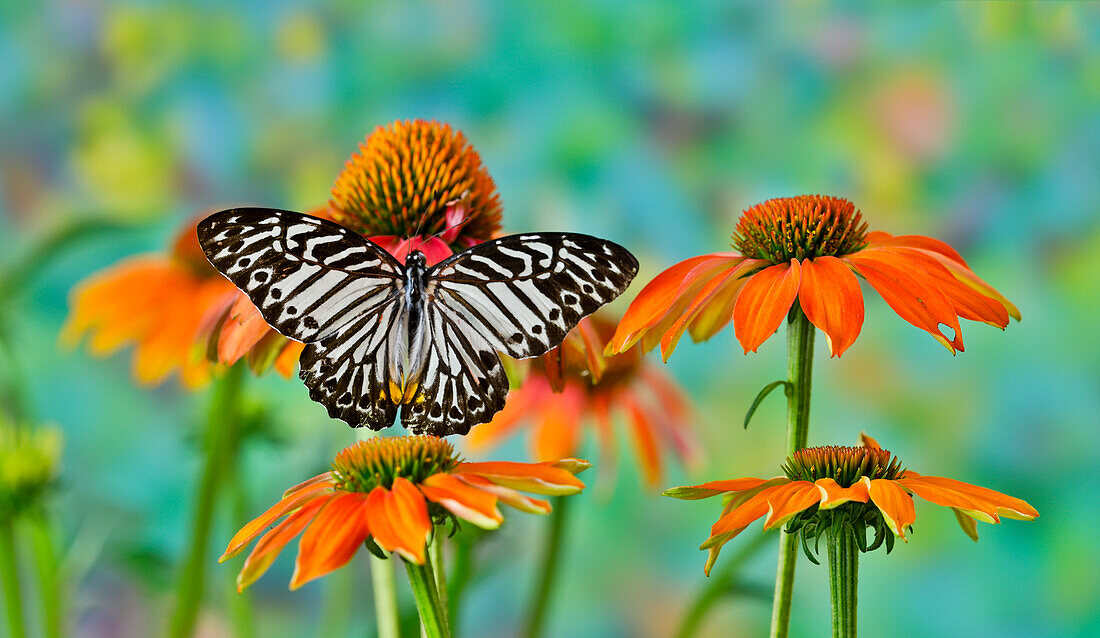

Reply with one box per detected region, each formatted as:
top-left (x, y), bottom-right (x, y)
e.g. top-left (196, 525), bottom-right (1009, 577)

top-left (731, 195), bottom-right (868, 263)
top-left (331, 436), bottom-right (461, 492)
top-left (329, 120), bottom-right (502, 243)
top-left (781, 445), bottom-right (904, 488)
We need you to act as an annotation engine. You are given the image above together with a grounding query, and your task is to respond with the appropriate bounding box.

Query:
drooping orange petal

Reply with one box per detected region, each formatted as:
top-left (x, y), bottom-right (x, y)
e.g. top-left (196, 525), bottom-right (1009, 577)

top-left (364, 487), bottom-right (415, 562)
top-left (453, 461), bottom-right (585, 495)
top-left (591, 396), bottom-right (619, 493)
top-left (844, 248), bottom-right (964, 353)
top-left (686, 262), bottom-right (754, 343)
top-left (797, 256), bottom-right (864, 357)
top-left (217, 295), bottom-right (272, 365)
top-left (384, 478), bottom-right (433, 561)
top-left (762, 481), bottom-right (821, 530)
top-left (467, 379), bottom-right (546, 451)
top-left (237, 495), bottom-right (330, 592)
top-left (282, 472), bottom-right (336, 499)
top-left (663, 477), bottom-right (771, 500)
top-left (420, 473), bottom-right (503, 529)
top-left (732, 260), bottom-right (803, 353)
top-left (887, 247), bottom-right (1009, 328)
top-left (814, 478), bottom-right (870, 509)
top-left (290, 492), bottom-right (371, 589)
top-left (658, 259), bottom-right (761, 361)
top-left (953, 508), bottom-right (981, 542)
top-left (609, 253), bottom-right (741, 354)
top-left (274, 341), bottom-right (305, 378)
top-left (706, 482), bottom-right (792, 540)
top-left (898, 475), bottom-right (1037, 521)
top-left (532, 384), bottom-right (584, 462)
top-left (866, 478), bottom-right (916, 540)
top-left (865, 232), bottom-right (969, 267)
top-left (622, 394), bottom-right (661, 488)
top-left (925, 252), bottom-right (1021, 321)
top-left (458, 475), bottom-right (552, 514)
top-left (223, 478), bottom-right (334, 561)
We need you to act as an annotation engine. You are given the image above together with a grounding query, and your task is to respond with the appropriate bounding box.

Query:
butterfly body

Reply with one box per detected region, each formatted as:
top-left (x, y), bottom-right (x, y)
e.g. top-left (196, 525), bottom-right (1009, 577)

top-left (198, 208), bottom-right (638, 436)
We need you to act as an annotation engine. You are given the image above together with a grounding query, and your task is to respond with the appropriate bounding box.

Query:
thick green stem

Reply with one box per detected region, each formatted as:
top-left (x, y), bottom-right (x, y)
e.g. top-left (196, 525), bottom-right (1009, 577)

top-left (827, 527), bottom-right (858, 638)
top-left (429, 537), bottom-right (450, 629)
top-left (27, 514), bottom-right (61, 638)
top-left (523, 496), bottom-right (570, 638)
top-left (405, 557), bottom-right (450, 638)
top-left (446, 535), bottom-right (475, 630)
top-left (675, 531), bottom-right (772, 638)
top-left (168, 365), bottom-right (244, 638)
top-left (0, 518), bottom-right (26, 638)
top-left (769, 309), bottom-right (815, 638)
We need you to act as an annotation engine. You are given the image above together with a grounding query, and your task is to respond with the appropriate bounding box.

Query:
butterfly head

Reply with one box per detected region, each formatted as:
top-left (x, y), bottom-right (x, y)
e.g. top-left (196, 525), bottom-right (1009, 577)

top-left (404, 250), bottom-right (428, 272)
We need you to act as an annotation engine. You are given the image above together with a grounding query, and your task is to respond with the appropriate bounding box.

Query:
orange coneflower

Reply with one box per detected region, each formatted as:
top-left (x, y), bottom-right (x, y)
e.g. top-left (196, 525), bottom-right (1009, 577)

top-left (610, 195), bottom-right (1020, 358)
top-left (469, 315), bottom-right (697, 489)
top-left (62, 216), bottom-right (309, 388)
top-left (329, 119), bottom-right (503, 264)
top-left (665, 434), bottom-right (1037, 575)
top-left (222, 435), bottom-right (589, 591)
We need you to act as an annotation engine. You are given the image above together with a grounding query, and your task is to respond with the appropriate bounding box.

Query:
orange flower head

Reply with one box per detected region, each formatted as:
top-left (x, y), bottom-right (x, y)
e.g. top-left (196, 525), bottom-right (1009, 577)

top-left (470, 315), bottom-right (698, 490)
top-left (329, 120), bottom-right (502, 258)
top-left (62, 215), bottom-right (310, 388)
top-left (665, 436), bottom-right (1038, 575)
top-left (731, 196), bottom-right (868, 263)
top-left (222, 435), bottom-right (589, 591)
top-left (611, 194), bottom-right (1021, 359)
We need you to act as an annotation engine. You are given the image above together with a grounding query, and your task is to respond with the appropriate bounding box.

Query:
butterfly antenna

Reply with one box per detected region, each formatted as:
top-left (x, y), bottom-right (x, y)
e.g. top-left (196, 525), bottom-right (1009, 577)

top-left (426, 206), bottom-right (480, 244)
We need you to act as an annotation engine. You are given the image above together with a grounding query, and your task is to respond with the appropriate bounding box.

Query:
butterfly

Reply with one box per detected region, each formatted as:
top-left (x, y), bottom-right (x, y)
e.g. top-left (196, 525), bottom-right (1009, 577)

top-left (197, 208), bottom-right (638, 436)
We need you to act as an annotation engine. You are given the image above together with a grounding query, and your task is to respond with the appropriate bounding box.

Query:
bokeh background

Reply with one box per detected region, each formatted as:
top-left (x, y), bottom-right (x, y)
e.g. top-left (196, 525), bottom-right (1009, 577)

top-left (2, 2), bottom-right (1098, 637)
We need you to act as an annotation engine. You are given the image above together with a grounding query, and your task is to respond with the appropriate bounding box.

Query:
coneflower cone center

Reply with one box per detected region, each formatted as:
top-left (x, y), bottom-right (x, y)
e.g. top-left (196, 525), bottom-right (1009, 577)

top-left (331, 436), bottom-right (460, 492)
top-left (731, 195), bottom-right (868, 263)
top-left (329, 119), bottom-right (502, 242)
top-left (781, 445), bottom-right (904, 488)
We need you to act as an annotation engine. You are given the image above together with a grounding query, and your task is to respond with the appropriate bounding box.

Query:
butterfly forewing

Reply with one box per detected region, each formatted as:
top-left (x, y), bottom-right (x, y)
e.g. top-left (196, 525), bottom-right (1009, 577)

top-left (197, 208), bottom-right (403, 343)
top-left (426, 233), bottom-right (639, 359)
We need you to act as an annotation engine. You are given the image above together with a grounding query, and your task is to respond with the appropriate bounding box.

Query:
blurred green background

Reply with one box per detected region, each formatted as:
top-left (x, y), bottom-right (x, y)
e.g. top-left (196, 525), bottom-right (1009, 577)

top-left (2, 2), bottom-right (1098, 636)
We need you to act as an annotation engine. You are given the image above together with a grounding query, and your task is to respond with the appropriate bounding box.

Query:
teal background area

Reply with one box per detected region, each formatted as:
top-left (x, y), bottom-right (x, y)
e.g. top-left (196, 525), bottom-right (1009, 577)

top-left (2, 2), bottom-right (1098, 636)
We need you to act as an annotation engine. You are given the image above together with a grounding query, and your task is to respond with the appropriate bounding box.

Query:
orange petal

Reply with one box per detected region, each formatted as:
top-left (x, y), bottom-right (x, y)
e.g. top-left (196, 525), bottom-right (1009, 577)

top-left (814, 478), bottom-right (870, 509)
top-left (420, 473), bottom-right (503, 529)
top-left (797, 256), bottom-right (864, 357)
top-left (866, 478), bottom-right (916, 540)
top-left (609, 253), bottom-right (741, 354)
top-left (237, 495), bottom-right (330, 592)
top-left (622, 394), bottom-right (662, 488)
top-left (686, 262), bottom-right (755, 343)
top-left (897, 475), bottom-right (1037, 521)
top-left (887, 247), bottom-right (1009, 328)
top-left (953, 508), bottom-right (980, 542)
top-left (467, 379), bottom-right (546, 451)
top-left (762, 481), bottom-right (821, 530)
top-left (223, 477), bottom-right (334, 561)
top-left (844, 248), bottom-right (964, 353)
top-left (218, 295), bottom-right (272, 365)
top-left (706, 482), bottom-right (792, 541)
top-left (453, 461), bottom-right (585, 495)
top-left (274, 341), bottom-right (305, 377)
top-left (926, 252), bottom-right (1021, 321)
top-left (532, 384), bottom-right (584, 462)
top-left (860, 432), bottom-right (881, 449)
top-left (659, 259), bottom-right (760, 361)
top-left (458, 475), bottom-right (552, 514)
top-left (663, 478), bottom-right (770, 500)
top-left (365, 487), bottom-right (411, 562)
top-left (290, 492), bottom-right (371, 589)
top-left (385, 478), bottom-right (433, 560)
top-left (866, 233), bottom-right (969, 266)
top-left (732, 260), bottom-right (802, 353)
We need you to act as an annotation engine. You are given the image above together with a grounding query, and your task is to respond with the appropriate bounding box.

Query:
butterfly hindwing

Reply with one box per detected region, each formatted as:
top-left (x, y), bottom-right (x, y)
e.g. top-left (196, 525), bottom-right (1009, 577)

top-left (427, 232), bottom-right (639, 359)
top-left (400, 301), bottom-right (510, 436)
top-left (197, 208), bottom-right (403, 343)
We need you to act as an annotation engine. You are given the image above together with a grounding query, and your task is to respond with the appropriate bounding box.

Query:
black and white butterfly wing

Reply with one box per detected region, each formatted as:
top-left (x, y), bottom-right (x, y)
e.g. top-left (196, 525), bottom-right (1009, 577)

top-left (401, 232), bottom-right (639, 435)
top-left (197, 208), bottom-right (403, 342)
top-left (198, 208), bottom-right (407, 430)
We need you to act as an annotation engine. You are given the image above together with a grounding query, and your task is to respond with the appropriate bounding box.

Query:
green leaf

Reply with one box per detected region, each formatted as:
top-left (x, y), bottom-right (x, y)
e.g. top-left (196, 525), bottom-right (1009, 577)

top-left (744, 380), bottom-right (789, 429)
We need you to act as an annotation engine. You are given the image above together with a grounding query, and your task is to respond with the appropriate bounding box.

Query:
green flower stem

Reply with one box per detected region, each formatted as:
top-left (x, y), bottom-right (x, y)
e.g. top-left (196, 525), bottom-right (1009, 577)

top-left (770, 308), bottom-right (816, 638)
top-left (27, 514), bottom-right (61, 638)
top-left (523, 496), bottom-right (570, 638)
top-left (370, 555), bottom-right (401, 638)
top-left (405, 556), bottom-right (451, 638)
top-left (674, 530), bottom-right (773, 638)
top-left (0, 518), bottom-right (26, 638)
top-left (826, 527), bottom-right (858, 638)
top-left (445, 534), bottom-right (476, 629)
top-left (168, 364), bottom-right (244, 638)
top-left (316, 565), bottom-right (353, 638)
top-left (429, 537), bottom-right (450, 628)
